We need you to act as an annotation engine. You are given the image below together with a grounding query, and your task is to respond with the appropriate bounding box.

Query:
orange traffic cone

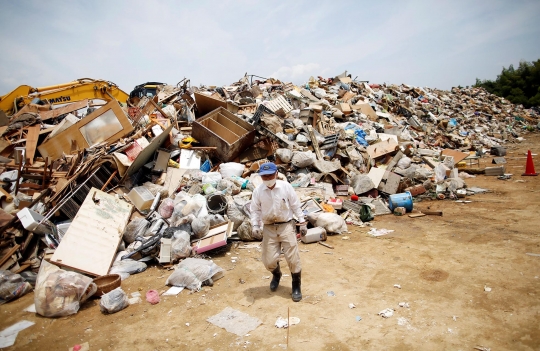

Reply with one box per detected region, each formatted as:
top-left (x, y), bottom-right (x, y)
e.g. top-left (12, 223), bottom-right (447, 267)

top-left (522, 150), bottom-right (538, 176)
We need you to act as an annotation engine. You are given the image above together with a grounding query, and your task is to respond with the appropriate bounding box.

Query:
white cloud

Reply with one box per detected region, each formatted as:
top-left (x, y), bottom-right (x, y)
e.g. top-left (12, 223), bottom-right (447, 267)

top-left (270, 63), bottom-right (322, 83)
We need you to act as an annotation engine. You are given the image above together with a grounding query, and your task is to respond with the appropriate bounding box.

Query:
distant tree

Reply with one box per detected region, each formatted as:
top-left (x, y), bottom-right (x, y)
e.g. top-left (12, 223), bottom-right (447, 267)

top-left (474, 59), bottom-right (540, 108)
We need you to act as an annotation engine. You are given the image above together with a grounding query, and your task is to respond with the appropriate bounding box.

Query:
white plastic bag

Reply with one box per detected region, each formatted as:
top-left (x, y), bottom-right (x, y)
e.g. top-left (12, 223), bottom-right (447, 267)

top-left (182, 194), bottom-right (207, 216)
top-left (123, 218), bottom-right (150, 244)
top-left (109, 259), bottom-right (147, 280)
top-left (291, 151), bottom-right (316, 168)
top-left (306, 212), bottom-right (348, 234)
top-left (100, 287), bottom-right (129, 314)
top-left (275, 148), bottom-right (293, 163)
top-left (165, 258), bottom-right (224, 291)
top-left (434, 164), bottom-right (447, 183)
top-left (171, 230), bottom-right (191, 260)
top-left (397, 157), bottom-right (411, 169)
top-left (192, 217), bottom-right (210, 239)
top-left (202, 172), bottom-right (222, 187)
top-left (219, 163), bottom-right (245, 178)
top-left (34, 261), bottom-right (96, 317)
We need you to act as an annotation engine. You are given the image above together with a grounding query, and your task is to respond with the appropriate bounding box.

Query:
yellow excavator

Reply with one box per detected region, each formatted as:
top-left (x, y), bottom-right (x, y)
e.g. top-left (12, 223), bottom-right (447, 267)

top-left (0, 78), bottom-right (129, 116)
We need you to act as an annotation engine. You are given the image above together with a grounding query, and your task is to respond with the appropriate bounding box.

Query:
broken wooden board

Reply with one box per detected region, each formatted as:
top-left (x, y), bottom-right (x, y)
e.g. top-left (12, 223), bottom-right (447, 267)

top-left (352, 102), bottom-right (378, 120)
top-left (409, 213), bottom-right (426, 218)
top-left (51, 187), bottom-right (132, 276)
top-left (163, 167), bottom-right (187, 197)
top-left (25, 125), bottom-right (40, 165)
top-left (194, 92), bottom-right (227, 116)
top-left (441, 149), bottom-right (469, 165)
top-left (366, 138), bottom-right (399, 159)
top-left (39, 99), bottom-right (88, 121)
top-left (367, 167), bottom-right (386, 188)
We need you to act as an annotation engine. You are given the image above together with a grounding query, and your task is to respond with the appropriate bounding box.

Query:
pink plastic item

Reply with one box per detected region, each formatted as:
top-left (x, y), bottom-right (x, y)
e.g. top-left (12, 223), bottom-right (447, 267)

top-left (146, 289), bottom-right (160, 305)
top-left (73, 345), bottom-right (82, 351)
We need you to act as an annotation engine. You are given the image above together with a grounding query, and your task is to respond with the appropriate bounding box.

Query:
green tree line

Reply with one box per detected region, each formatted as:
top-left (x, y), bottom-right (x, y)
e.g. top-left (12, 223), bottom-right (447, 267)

top-left (474, 59), bottom-right (540, 108)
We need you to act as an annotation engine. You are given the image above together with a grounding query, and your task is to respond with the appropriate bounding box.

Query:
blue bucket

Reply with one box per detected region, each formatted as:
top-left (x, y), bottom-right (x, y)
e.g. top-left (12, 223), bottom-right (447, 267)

top-left (388, 191), bottom-right (413, 212)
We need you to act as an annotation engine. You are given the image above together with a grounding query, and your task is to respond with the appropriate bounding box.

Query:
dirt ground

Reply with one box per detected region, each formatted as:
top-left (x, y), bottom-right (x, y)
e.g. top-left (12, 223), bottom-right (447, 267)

top-left (2, 134), bottom-right (540, 351)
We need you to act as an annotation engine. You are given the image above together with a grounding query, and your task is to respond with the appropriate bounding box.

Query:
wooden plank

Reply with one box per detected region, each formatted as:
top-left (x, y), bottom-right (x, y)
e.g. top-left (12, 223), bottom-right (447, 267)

top-left (423, 210), bottom-right (443, 216)
top-left (0, 244), bottom-right (19, 268)
top-left (366, 138), bottom-right (399, 159)
top-left (441, 149), bottom-right (469, 165)
top-left (39, 99), bottom-right (88, 121)
top-left (408, 213), bottom-right (426, 218)
top-left (50, 188), bottom-right (133, 276)
top-left (163, 167), bottom-right (186, 196)
top-left (25, 125), bottom-right (40, 165)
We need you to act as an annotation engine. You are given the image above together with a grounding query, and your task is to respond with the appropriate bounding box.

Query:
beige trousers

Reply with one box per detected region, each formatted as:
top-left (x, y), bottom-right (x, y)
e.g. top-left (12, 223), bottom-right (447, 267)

top-left (261, 221), bottom-right (301, 274)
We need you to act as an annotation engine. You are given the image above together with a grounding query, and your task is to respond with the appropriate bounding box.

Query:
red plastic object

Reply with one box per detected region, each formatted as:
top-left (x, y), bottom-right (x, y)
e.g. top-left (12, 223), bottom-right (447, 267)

top-left (522, 150), bottom-right (538, 176)
top-left (73, 345), bottom-right (82, 351)
top-left (146, 289), bottom-right (160, 305)
top-left (350, 195), bottom-right (359, 201)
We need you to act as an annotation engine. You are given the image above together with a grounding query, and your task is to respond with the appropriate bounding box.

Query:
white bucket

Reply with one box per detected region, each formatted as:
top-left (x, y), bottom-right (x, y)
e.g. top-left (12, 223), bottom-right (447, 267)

top-left (301, 227), bottom-right (327, 244)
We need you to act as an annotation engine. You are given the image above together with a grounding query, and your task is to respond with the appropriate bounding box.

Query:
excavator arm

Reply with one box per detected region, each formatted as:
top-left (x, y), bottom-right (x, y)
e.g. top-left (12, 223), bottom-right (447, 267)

top-left (0, 78), bottom-right (129, 116)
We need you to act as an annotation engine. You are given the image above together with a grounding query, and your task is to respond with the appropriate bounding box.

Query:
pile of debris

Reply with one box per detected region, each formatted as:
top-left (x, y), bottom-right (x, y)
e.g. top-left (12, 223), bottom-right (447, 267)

top-left (0, 71), bottom-right (538, 317)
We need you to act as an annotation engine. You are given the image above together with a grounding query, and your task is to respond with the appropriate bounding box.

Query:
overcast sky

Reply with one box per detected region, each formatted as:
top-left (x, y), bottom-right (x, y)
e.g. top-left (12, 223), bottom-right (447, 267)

top-left (1, 0), bottom-right (539, 95)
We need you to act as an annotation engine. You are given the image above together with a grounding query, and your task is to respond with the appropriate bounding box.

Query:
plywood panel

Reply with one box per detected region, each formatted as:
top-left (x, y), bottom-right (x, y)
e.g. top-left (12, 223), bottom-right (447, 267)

top-left (25, 125), bottom-right (40, 164)
top-left (164, 167), bottom-right (186, 196)
top-left (51, 187), bottom-right (133, 276)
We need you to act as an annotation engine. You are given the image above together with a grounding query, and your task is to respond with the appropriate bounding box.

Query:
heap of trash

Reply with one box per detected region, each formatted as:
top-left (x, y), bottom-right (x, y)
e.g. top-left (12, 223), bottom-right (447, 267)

top-left (0, 71), bottom-right (538, 317)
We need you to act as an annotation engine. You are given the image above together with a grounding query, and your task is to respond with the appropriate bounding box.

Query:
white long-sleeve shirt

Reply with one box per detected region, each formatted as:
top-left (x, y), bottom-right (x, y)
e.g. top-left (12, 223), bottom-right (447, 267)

top-left (250, 180), bottom-right (305, 227)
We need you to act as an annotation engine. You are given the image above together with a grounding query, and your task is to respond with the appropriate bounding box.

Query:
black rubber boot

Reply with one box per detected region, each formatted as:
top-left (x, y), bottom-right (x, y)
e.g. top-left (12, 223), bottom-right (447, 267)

top-left (292, 271), bottom-right (302, 302)
top-left (270, 263), bottom-right (282, 292)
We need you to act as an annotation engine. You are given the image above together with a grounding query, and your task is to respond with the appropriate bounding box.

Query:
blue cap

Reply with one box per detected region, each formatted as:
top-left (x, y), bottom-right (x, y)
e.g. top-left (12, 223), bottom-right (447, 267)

top-left (258, 162), bottom-right (278, 175)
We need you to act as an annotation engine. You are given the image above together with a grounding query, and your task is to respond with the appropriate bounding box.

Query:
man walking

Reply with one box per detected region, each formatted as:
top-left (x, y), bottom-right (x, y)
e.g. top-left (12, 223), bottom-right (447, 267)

top-left (250, 162), bottom-right (308, 302)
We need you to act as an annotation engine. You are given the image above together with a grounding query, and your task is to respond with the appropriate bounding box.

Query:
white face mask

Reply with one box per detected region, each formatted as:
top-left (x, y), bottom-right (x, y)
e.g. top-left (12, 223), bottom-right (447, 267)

top-left (263, 177), bottom-right (276, 188)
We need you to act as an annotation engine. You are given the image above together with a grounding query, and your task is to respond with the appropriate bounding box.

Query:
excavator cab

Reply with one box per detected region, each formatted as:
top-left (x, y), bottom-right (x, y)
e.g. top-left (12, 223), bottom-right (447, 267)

top-left (128, 82), bottom-right (166, 106)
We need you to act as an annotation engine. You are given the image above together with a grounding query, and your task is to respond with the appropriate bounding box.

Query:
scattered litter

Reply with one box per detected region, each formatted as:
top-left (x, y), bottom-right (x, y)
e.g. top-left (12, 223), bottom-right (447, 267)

top-left (378, 308), bottom-right (394, 318)
top-left (327, 291), bottom-right (336, 297)
top-left (275, 316), bottom-right (300, 328)
top-left (163, 286), bottom-right (184, 296)
top-left (23, 304), bottom-right (36, 313)
top-left (0, 320), bottom-right (34, 348)
top-left (368, 228), bottom-right (395, 237)
top-left (356, 316), bottom-right (362, 322)
top-left (484, 286), bottom-right (492, 292)
top-left (397, 317), bottom-right (409, 326)
top-left (69, 342), bottom-right (90, 351)
top-left (207, 307), bottom-right (262, 336)
top-left (398, 302), bottom-right (410, 308)
top-left (474, 346), bottom-right (491, 351)
top-left (349, 303), bottom-right (356, 309)
top-left (394, 284), bottom-right (401, 289)
top-left (526, 253), bottom-right (540, 257)
top-left (146, 289), bottom-right (160, 304)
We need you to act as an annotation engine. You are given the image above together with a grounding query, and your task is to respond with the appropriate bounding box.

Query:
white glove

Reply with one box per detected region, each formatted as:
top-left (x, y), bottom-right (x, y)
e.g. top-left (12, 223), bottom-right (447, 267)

top-left (299, 224), bottom-right (308, 236)
top-left (253, 226), bottom-right (262, 237)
